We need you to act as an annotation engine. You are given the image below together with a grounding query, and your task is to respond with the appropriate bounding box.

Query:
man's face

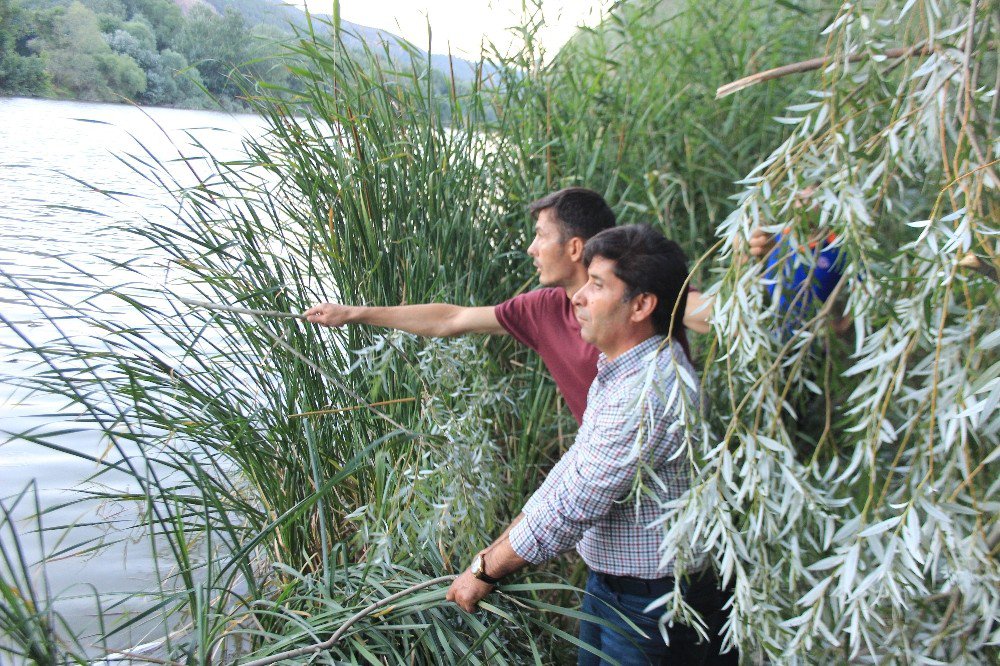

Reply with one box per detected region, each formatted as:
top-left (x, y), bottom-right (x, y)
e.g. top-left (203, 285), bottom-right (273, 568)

top-left (571, 256), bottom-right (634, 356)
top-left (527, 208), bottom-right (576, 288)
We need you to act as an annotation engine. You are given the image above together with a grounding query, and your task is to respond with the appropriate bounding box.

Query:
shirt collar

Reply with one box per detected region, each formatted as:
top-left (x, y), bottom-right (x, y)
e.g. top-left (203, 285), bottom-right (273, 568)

top-left (595, 335), bottom-right (668, 385)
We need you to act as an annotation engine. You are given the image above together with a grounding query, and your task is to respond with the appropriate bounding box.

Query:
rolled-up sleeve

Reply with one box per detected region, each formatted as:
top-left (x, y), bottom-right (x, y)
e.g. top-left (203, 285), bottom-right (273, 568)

top-left (508, 392), bottom-right (661, 564)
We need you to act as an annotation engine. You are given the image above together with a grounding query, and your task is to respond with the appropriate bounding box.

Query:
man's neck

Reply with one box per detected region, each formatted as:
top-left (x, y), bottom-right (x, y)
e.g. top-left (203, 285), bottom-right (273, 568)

top-left (601, 330), bottom-right (658, 362)
top-left (561, 274), bottom-right (589, 301)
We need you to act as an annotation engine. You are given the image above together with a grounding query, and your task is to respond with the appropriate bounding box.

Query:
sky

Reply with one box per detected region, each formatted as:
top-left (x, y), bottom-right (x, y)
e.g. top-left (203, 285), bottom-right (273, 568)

top-left (298, 0), bottom-right (610, 58)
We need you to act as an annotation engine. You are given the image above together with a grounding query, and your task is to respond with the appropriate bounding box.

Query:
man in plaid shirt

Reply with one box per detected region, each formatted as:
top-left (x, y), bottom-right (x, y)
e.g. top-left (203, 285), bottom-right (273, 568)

top-left (447, 224), bottom-right (721, 664)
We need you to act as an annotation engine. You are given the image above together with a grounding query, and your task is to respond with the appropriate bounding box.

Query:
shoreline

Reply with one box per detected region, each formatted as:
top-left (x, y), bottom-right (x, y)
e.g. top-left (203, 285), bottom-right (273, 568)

top-left (0, 94), bottom-right (261, 118)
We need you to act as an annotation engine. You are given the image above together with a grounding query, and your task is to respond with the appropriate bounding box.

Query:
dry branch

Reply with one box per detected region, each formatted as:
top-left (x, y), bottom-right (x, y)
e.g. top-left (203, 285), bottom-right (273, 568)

top-left (716, 45), bottom-right (930, 98)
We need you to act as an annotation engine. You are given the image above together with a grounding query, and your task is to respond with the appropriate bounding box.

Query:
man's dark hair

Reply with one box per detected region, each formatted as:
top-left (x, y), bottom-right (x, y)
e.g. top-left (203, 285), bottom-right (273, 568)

top-left (584, 224), bottom-right (690, 345)
top-left (528, 187), bottom-right (616, 242)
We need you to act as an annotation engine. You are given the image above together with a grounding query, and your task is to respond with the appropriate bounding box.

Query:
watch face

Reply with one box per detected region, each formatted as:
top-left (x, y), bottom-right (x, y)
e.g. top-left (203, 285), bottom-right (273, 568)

top-left (471, 554), bottom-right (483, 576)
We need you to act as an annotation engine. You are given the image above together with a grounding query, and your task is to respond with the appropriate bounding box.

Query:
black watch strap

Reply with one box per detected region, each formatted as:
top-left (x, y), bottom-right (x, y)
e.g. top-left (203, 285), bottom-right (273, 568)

top-left (475, 569), bottom-right (501, 585)
top-left (472, 554), bottom-right (501, 585)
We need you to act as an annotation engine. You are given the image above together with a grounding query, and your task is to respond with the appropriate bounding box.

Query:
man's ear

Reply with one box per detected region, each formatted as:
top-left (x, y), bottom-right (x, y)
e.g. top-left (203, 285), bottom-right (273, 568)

top-left (567, 236), bottom-right (585, 262)
top-left (630, 293), bottom-right (658, 323)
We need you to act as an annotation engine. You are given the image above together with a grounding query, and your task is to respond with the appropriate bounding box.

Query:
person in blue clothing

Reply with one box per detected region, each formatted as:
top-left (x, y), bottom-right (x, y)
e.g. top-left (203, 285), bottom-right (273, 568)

top-left (748, 185), bottom-right (849, 459)
top-left (761, 228), bottom-right (845, 331)
top-left (752, 184), bottom-right (847, 331)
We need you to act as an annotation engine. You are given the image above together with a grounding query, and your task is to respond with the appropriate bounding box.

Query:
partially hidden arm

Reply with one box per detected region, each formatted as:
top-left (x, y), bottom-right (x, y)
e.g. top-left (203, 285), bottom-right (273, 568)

top-left (680, 228), bottom-right (778, 334)
top-left (683, 291), bottom-right (713, 334)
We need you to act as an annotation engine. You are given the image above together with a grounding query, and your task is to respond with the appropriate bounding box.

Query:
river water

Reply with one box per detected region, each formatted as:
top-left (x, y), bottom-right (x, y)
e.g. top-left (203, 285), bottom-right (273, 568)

top-left (0, 97), bottom-right (267, 654)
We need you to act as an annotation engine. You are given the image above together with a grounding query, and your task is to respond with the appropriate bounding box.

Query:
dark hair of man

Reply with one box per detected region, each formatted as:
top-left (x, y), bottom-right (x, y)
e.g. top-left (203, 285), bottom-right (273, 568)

top-left (528, 187), bottom-right (616, 242)
top-left (583, 224), bottom-right (691, 358)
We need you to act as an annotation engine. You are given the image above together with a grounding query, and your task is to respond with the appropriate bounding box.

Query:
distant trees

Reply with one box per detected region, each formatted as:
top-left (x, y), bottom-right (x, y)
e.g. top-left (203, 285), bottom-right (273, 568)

top-left (0, 0), bottom-right (49, 95)
top-left (173, 5), bottom-right (252, 100)
top-left (1, 0), bottom-right (481, 113)
top-left (1, 0), bottom-right (483, 113)
top-left (0, 0), bottom-right (294, 108)
top-left (122, 0), bottom-right (182, 49)
top-left (41, 1), bottom-right (147, 101)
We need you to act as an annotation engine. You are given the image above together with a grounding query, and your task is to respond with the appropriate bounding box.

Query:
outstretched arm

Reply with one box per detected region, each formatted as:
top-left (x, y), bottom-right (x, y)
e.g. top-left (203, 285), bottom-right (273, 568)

top-left (679, 228), bottom-right (778, 334)
top-left (303, 303), bottom-right (506, 338)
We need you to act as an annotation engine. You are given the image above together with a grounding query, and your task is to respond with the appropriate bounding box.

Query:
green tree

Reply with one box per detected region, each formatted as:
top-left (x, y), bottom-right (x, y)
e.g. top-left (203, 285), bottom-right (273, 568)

top-left (41, 1), bottom-right (145, 101)
top-left (121, 0), bottom-right (181, 49)
top-left (120, 17), bottom-right (155, 51)
top-left (174, 5), bottom-right (252, 101)
top-left (143, 48), bottom-right (207, 107)
top-left (0, 0), bottom-right (50, 95)
top-left (81, 0), bottom-right (126, 20)
top-left (105, 28), bottom-right (153, 68)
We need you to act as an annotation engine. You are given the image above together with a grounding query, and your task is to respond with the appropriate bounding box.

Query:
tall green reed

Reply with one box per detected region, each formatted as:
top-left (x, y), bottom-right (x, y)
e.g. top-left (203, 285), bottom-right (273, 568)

top-left (0, 484), bottom-right (95, 664)
top-left (491, 0), bottom-right (826, 258)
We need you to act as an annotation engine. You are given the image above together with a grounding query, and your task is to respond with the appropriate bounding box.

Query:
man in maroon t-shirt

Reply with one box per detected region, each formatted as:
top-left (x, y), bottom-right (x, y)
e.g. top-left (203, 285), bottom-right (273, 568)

top-left (304, 187), bottom-right (711, 425)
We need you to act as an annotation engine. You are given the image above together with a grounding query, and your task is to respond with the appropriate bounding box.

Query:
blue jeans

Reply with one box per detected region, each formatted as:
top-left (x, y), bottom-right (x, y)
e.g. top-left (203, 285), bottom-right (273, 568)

top-left (577, 570), bottom-right (721, 666)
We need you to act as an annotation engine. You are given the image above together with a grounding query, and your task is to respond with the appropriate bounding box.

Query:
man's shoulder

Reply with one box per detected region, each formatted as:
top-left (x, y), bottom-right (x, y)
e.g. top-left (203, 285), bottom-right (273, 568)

top-left (598, 342), bottom-right (696, 401)
top-left (503, 287), bottom-right (566, 306)
top-left (495, 287), bottom-right (569, 317)
top-left (585, 344), bottom-right (698, 432)
top-left (494, 287), bottom-right (575, 344)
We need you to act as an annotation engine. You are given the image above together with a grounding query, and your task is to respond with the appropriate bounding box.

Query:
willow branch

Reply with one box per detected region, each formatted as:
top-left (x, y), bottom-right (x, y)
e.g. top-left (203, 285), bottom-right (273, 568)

top-left (716, 44), bottom-right (931, 99)
top-left (957, 0), bottom-right (999, 189)
top-left (239, 575), bottom-right (457, 666)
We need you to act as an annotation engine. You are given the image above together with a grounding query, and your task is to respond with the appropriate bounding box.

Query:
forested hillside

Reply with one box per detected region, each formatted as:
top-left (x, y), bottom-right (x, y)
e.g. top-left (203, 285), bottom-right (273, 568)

top-left (0, 0), bottom-right (484, 109)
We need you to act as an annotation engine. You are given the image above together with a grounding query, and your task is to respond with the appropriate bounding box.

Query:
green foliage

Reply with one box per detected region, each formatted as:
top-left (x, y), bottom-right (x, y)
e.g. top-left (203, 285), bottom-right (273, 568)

top-left (121, 0), bottom-right (182, 49)
top-left (479, 0), bottom-right (827, 267)
top-left (142, 47), bottom-right (207, 106)
top-left (0, 485), bottom-right (95, 664)
top-left (121, 17), bottom-right (156, 51)
top-left (0, 0), bottom-right (486, 110)
top-left (173, 5), bottom-right (254, 100)
top-left (40, 1), bottom-right (146, 101)
top-left (0, 0), bottom-right (50, 95)
top-left (80, 0), bottom-right (125, 19)
top-left (1, 0), bottom-right (268, 107)
top-left (666, 1), bottom-right (999, 662)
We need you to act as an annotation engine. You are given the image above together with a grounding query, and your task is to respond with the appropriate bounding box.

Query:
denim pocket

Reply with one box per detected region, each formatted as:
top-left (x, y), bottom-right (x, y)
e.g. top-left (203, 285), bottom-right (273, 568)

top-left (611, 591), bottom-right (663, 627)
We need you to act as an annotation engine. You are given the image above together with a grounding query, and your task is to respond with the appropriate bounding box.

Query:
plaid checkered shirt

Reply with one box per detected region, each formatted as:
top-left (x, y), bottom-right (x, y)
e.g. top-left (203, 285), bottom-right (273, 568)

top-left (508, 335), bottom-right (699, 578)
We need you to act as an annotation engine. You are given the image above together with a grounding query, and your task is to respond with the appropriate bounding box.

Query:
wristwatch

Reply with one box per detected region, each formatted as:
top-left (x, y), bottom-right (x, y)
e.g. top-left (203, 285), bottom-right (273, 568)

top-left (470, 553), bottom-right (501, 585)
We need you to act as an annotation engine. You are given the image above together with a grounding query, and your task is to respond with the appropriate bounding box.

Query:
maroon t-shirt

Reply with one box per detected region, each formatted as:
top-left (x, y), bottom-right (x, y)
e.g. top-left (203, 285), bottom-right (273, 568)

top-left (494, 288), bottom-right (599, 425)
top-left (494, 287), bottom-right (696, 425)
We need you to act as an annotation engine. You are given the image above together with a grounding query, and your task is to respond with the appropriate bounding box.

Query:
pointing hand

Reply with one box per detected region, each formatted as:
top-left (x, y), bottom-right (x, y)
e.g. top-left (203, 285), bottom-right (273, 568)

top-left (303, 303), bottom-right (353, 327)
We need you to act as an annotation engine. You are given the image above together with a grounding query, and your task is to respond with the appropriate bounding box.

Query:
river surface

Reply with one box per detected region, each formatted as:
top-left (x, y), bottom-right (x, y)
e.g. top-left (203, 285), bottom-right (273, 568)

top-left (0, 97), bottom-right (268, 654)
